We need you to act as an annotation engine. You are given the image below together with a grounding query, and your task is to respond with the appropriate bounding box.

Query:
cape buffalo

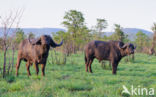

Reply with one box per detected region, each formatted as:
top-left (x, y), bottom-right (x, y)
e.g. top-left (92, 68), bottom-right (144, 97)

top-left (84, 40), bottom-right (136, 74)
top-left (16, 35), bottom-right (63, 76)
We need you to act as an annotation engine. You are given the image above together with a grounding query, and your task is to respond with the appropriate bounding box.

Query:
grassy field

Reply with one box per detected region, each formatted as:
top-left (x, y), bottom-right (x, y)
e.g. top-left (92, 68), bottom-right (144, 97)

top-left (0, 52), bottom-right (156, 97)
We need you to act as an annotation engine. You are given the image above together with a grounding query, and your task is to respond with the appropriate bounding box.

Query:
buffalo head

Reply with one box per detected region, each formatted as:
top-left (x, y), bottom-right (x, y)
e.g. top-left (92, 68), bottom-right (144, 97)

top-left (118, 42), bottom-right (136, 55)
top-left (29, 35), bottom-right (63, 47)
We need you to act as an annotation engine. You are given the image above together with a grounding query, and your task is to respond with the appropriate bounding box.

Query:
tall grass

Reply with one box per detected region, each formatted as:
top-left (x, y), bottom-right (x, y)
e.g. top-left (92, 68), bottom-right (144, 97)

top-left (48, 50), bottom-right (67, 65)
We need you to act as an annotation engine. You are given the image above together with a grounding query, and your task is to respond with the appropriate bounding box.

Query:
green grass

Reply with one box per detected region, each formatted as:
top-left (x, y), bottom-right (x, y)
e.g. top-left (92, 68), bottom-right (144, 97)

top-left (0, 52), bottom-right (156, 97)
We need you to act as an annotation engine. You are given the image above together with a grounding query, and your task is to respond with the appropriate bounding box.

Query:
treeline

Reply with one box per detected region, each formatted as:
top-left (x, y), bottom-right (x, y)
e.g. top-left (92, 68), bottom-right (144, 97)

top-left (52, 10), bottom-right (156, 55)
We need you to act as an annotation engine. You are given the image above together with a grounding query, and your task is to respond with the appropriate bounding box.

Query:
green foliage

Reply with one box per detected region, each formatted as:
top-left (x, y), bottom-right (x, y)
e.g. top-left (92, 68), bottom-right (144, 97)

top-left (135, 31), bottom-right (151, 51)
top-left (92, 18), bottom-right (108, 39)
top-left (110, 24), bottom-right (128, 42)
top-left (74, 26), bottom-right (91, 46)
top-left (28, 32), bottom-right (35, 39)
top-left (62, 10), bottom-right (85, 34)
top-left (15, 28), bottom-right (26, 44)
top-left (52, 31), bottom-right (73, 55)
top-left (55, 10), bottom-right (91, 54)
top-left (96, 18), bottom-right (108, 31)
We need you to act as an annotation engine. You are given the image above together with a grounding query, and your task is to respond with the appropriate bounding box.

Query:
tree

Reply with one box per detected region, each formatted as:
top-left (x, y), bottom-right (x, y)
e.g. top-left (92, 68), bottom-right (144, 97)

top-left (15, 28), bottom-right (26, 44)
top-left (62, 10), bottom-right (85, 35)
top-left (28, 32), bottom-right (35, 39)
top-left (53, 26), bottom-right (91, 56)
top-left (0, 9), bottom-right (23, 78)
top-left (108, 24), bottom-right (129, 42)
top-left (93, 18), bottom-right (108, 38)
top-left (135, 31), bottom-right (149, 52)
top-left (53, 31), bottom-right (73, 56)
top-left (113, 24), bottom-right (125, 42)
top-left (62, 10), bottom-right (90, 53)
top-left (74, 26), bottom-right (91, 49)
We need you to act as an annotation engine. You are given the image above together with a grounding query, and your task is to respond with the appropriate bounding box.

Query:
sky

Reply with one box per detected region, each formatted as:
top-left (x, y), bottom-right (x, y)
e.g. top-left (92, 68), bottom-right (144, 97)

top-left (0, 0), bottom-right (156, 32)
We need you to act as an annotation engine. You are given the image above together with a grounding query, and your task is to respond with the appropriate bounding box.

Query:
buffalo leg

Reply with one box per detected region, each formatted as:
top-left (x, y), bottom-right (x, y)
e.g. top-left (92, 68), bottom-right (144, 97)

top-left (112, 61), bottom-right (118, 74)
top-left (88, 59), bottom-right (94, 73)
top-left (85, 57), bottom-right (89, 72)
top-left (41, 64), bottom-right (46, 76)
top-left (85, 62), bottom-right (89, 72)
top-left (26, 62), bottom-right (31, 76)
top-left (34, 63), bottom-right (39, 75)
top-left (112, 66), bottom-right (117, 74)
top-left (16, 57), bottom-right (21, 76)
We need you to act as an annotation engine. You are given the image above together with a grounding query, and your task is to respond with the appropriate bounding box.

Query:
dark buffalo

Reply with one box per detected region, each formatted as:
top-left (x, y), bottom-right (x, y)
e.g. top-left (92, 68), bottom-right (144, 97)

top-left (16, 35), bottom-right (63, 76)
top-left (84, 40), bottom-right (136, 74)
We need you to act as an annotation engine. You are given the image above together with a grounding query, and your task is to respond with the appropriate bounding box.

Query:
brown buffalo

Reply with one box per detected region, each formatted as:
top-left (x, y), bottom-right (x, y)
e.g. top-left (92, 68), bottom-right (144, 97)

top-left (84, 40), bottom-right (136, 74)
top-left (16, 35), bottom-right (63, 76)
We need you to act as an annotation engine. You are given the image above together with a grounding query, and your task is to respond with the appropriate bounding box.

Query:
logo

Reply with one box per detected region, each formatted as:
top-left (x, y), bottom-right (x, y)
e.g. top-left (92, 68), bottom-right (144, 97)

top-left (122, 85), bottom-right (155, 96)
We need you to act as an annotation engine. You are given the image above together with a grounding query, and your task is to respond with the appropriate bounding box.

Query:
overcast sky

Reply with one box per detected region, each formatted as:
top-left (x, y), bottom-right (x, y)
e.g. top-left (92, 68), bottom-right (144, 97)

top-left (0, 0), bottom-right (156, 32)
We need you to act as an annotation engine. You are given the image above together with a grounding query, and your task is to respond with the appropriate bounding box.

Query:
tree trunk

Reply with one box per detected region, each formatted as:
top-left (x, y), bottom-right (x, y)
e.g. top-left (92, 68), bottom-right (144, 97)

top-left (3, 48), bottom-right (7, 78)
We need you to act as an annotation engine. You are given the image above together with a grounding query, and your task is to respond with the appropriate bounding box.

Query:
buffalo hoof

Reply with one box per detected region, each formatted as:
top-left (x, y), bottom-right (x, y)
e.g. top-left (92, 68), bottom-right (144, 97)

top-left (112, 72), bottom-right (117, 75)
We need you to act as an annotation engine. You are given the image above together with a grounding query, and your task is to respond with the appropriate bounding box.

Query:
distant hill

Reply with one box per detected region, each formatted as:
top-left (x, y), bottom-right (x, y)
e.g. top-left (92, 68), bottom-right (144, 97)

top-left (122, 28), bottom-right (153, 40)
top-left (104, 28), bottom-right (153, 41)
top-left (0, 28), bottom-right (66, 37)
top-left (0, 28), bottom-right (153, 41)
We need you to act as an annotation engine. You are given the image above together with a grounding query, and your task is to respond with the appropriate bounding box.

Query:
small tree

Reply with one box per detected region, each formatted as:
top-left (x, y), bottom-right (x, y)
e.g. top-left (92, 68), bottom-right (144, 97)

top-left (28, 32), bottom-right (35, 39)
top-left (53, 31), bottom-right (72, 56)
top-left (113, 24), bottom-right (126, 42)
top-left (92, 18), bottom-right (108, 39)
top-left (15, 28), bottom-right (26, 44)
top-left (62, 10), bottom-right (85, 35)
top-left (135, 31), bottom-right (149, 52)
top-left (0, 9), bottom-right (23, 78)
top-left (62, 10), bottom-right (90, 53)
top-left (108, 24), bottom-right (128, 42)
